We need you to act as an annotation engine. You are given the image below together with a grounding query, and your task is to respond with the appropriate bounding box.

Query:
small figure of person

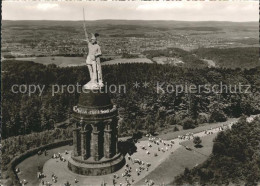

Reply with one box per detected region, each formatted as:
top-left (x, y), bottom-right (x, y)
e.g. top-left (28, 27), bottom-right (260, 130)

top-left (113, 179), bottom-right (116, 185)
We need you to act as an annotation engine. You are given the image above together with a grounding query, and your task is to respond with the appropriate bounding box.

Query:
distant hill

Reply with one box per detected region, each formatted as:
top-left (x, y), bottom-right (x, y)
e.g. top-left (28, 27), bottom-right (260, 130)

top-left (2, 20), bottom-right (258, 29)
top-left (2, 20), bottom-right (258, 68)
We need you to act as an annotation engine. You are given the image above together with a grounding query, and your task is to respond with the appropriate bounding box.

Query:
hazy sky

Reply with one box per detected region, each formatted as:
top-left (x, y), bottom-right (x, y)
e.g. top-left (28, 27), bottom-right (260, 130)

top-left (2, 1), bottom-right (259, 22)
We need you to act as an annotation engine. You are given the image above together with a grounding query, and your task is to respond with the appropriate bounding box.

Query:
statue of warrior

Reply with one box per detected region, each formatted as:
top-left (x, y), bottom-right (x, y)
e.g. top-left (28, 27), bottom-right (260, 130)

top-left (83, 32), bottom-right (103, 89)
top-left (82, 9), bottom-right (103, 89)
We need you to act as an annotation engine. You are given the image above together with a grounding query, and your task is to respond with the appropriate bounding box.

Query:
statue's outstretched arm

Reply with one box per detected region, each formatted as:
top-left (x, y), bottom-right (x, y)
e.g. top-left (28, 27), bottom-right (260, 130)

top-left (83, 26), bottom-right (89, 43)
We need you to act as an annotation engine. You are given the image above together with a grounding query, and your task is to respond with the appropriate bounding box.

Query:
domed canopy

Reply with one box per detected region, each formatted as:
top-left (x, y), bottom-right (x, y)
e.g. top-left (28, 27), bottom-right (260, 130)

top-left (78, 89), bottom-right (113, 110)
top-left (72, 88), bottom-right (117, 121)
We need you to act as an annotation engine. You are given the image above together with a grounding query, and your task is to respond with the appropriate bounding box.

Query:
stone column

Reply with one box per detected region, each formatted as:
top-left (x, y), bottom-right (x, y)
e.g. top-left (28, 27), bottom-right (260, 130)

top-left (104, 123), bottom-right (113, 158)
top-left (115, 125), bottom-right (119, 154)
top-left (115, 131), bottom-right (118, 154)
top-left (112, 120), bottom-right (119, 155)
top-left (81, 131), bottom-right (87, 160)
top-left (91, 124), bottom-right (100, 161)
top-left (85, 128), bottom-right (91, 159)
top-left (73, 128), bottom-right (80, 156)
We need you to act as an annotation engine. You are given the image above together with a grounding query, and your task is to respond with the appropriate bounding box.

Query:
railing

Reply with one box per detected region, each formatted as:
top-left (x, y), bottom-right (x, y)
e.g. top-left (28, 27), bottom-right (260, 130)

top-left (5, 139), bottom-right (73, 186)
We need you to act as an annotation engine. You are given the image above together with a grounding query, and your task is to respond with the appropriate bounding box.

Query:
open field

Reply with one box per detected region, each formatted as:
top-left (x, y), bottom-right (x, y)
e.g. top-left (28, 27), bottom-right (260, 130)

top-left (4, 56), bottom-right (154, 67)
top-left (10, 56), bottom-right (86, 67)
top-left (102, 58), bottom-right (153, 65)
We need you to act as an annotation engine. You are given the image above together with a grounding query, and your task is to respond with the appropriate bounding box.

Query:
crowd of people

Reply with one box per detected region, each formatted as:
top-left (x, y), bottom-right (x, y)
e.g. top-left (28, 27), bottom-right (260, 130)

top-left (177, 123), bottom-right (233, 142)
top-left (17, 119), bottom-right (243, 186)
top-left (52, 152), bottom-right (66, 162)
top-left (19, 179), bottom-right (28, 186)
top-left (178, 132), bottom-right (194, 140)
top-left (17, 126), bottom-right (221, 186)
top-left (39, 151), bottom-right (78, 186)
top-left (147, 135), bottom-right (175, 154)
top-left (111, 133), bottom-right (179, 186)
top-left (110, 156), bottom-right (154, 186)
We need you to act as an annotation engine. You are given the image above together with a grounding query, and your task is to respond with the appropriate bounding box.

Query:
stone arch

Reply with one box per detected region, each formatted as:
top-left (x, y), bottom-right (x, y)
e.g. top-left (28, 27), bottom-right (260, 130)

top-left (84, 123), bottom-right (92, 132)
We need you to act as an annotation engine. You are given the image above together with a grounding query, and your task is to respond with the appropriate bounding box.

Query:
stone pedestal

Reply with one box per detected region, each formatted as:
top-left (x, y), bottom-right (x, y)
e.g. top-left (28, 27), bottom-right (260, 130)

top-left (68, 88), bottom-right (124, 176)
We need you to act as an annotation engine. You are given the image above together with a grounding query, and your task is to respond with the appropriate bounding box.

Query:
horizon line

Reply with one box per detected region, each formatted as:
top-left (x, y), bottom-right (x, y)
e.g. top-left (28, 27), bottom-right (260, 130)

top-left (2, 19), bottom-right (258, 23)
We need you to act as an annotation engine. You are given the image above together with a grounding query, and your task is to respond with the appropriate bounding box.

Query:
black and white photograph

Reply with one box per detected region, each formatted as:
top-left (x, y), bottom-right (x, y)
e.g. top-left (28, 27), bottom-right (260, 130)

top-left (1, 0), bottom-right (260, 185)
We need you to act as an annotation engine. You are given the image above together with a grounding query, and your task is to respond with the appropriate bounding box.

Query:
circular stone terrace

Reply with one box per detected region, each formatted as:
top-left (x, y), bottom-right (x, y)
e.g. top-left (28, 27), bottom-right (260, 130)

top-left (40, 125), bottom-right (232, 186)
top-left (41, 140), bottom-right (181, 185)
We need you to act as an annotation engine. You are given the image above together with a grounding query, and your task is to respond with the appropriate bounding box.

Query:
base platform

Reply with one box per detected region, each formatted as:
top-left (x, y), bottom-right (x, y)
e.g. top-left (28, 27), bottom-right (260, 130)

top-left (68, 153), bottom-right (125, 176)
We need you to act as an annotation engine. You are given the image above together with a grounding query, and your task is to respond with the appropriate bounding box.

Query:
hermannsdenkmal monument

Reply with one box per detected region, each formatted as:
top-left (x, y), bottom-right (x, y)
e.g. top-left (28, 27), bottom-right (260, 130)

top-left (67, 28), bottom-right (125, 175)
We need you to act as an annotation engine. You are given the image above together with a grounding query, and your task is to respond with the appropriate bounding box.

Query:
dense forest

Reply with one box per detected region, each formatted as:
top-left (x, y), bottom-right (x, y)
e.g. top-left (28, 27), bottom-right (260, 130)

top-left (193, 47), bottom-right (259, 69)
top-left (2, 60), bottom-right (260, 139)
top-left (174, 116), bottom-right (260, 185)
top-left (143, 47), bottom-right (259, 69)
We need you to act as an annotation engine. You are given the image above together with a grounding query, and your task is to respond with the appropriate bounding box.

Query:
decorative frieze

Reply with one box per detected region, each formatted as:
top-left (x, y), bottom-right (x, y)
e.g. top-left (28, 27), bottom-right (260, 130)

top-left (73, 105), bottom-right (117, 115)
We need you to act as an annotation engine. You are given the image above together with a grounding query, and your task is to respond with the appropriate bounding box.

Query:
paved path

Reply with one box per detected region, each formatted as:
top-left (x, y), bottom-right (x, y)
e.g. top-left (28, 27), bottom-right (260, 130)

top-left (41, 140), bottom-right (180, 186)
top-left (136, 115), bottom-right (259, 185)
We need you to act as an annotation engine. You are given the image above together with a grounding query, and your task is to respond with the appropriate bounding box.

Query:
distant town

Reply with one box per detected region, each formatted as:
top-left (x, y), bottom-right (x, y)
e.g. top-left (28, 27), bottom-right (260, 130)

top-left (2, 20), bottom-right (258, 59)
